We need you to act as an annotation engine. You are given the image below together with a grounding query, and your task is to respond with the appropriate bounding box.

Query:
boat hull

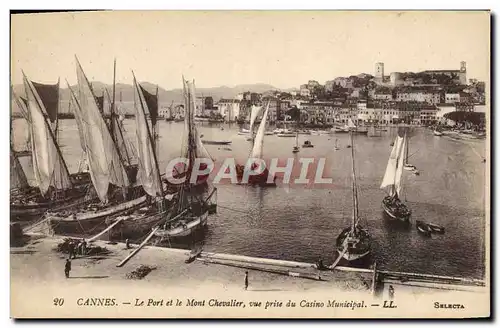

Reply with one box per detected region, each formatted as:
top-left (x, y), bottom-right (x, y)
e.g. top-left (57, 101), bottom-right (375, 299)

top-left (10, 186), bottom-right (92, 220)
top-left (201, 140), bottom-right (232, 145)
top-left (47, 195), bottom-right (149, 236)
top-left (336, 227), bottom-right (371, 262)
top-left (382, 196), bottom-right (411, 222)
top-left (154, 213), bottom-right (208, 238)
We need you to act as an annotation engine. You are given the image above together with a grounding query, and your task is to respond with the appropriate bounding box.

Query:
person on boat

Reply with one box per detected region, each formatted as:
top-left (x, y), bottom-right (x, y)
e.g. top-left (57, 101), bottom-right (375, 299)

top-left (125, 239), bottom-right (130, 249)
top-left (64, 259), bottom-right (71, 278)
top-left (80, 239), bottom-right (87, 256)
top-left (244, 271), bottom-right (249, 290)
top-left (388, 285), bottom-right (395, 299)
top-left (68, 241), bottom-right (76, 259)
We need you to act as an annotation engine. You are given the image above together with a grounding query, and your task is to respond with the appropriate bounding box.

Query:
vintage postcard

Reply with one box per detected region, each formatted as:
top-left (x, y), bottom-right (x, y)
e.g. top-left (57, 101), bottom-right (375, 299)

top-left (9, 10), bottom-right (490, 319)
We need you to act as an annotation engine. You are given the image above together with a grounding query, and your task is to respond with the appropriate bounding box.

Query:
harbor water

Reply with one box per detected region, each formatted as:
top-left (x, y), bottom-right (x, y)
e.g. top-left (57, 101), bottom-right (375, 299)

top-left (12, 119), bottom-right (487, 279)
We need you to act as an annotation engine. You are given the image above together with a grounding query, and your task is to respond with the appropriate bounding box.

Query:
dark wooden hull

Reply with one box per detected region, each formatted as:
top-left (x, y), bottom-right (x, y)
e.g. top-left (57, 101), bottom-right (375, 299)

top-left (382, 196), bottom-right (411, 222)
top-left (336, 226), bottom-right (371, 262)
top-left (48, 194), bottom-right (149, 236)
top-left (10, 187), bottom-right (92, 220)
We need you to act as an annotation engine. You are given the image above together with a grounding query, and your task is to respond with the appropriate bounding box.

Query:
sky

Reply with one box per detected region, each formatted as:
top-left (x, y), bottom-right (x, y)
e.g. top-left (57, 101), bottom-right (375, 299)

top-left (10, 10), bottom-right (490, 90)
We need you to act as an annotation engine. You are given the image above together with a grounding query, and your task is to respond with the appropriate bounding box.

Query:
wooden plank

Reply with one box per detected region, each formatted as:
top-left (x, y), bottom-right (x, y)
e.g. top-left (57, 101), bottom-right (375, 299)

top-left (87, 217), bottom-right (125, 243)
top-left (328, 247), bottom-right (347, 270)
top-left (116, 226), bottom-right (160, 268)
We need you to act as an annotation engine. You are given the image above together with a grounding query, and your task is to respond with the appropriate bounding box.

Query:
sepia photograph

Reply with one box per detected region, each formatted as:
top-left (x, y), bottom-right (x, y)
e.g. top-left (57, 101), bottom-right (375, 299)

top-left (9, 9), bottom-right (490, 319)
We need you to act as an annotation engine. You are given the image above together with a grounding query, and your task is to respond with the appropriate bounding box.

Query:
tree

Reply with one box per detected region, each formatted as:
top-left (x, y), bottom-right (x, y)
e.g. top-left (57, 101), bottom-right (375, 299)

top-left (286, 106), bottom-right (301, 122)
top-left (444, 111), bottom-right (485, 126)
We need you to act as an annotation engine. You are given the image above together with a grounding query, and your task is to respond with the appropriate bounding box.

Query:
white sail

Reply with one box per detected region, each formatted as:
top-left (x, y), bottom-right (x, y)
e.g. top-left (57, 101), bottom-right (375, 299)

top-left (69, 92), bottom-right (86, 152)
top-left (24, 76), bottom-right (72, 196)
top-left (249, 105), bottom-right (262, 138)
top-left (379, 135), bottom-right (404, 195)
top-left (75, 59), bottom-right (129, 203)
top-left (347, 118), bottom-right (357, 129)
top-left (133, 75), bottom-right (163, 197)
top-left (394, 134), bottom-right (407, 197)
top-left (250, 102), bottom-right (270, 159)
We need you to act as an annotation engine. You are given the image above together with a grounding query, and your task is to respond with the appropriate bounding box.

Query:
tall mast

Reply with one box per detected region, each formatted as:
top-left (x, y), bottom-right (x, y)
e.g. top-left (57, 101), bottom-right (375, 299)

top-left (111, 58), bottom-right (116, 139)
top-left (405, 130), bottom-right (409, 164)
top-left (55, 77), bottom-right (60, 144)
top-left (350, 130), bottom-right (359, 233)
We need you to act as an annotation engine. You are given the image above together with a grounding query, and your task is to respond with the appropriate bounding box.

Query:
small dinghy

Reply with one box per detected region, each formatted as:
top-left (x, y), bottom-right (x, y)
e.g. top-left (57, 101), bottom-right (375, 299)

top-left (427, 222), bottom-right (445, 234)
top-left (416, 220), bottom-right (432, 237)
top-left (302, 140), bottom-right (314, 148)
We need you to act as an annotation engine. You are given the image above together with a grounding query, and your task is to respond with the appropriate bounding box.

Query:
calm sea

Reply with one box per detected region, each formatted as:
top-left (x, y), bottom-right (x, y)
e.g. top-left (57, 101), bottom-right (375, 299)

top-left (12, 119), bottom-right (487, 279)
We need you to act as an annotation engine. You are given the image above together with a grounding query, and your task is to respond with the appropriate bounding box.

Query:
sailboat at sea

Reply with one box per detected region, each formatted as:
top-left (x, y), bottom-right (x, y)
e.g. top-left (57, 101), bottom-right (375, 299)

top-left (10, 74), bottom-right (93, 220)
top-left (380, 128), bottom-right (412, 222)
top-left (335, 129), bottom-right (372, 262)
top-left (246, 105), bottom-right (263, 141)
top-left (235, 102), bottom-right (277, 187)
top-left (47, 58), bottom-right (148, 235)
top-left (292, 130), bottom-right (300, 153)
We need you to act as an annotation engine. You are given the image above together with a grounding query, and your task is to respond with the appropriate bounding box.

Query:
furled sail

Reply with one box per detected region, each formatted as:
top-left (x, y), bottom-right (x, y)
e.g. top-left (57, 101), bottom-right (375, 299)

top-left (379, 134), bottom-right (405, 196)
top-left (104, 88), bottom-right (132, 166)
top-left (23, 75), bottom-right (72, 196)
top-left (12, 91), bottom-right (32, 151)
top-left (10, 147), bottom-right (29, 190)
top-left (250, 102), bottom-right (270, 159)
top-left (12, 90), bottom-right (30, 122)
top-left (133, 74), bottom-right (163, 197)
top-left (75, 58), bottom-right (129, 203)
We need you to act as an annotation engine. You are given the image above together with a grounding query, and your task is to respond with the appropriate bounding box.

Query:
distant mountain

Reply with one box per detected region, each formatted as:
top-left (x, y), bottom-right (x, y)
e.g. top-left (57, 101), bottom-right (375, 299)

top-left (11, 82), bottom-right (280, 114)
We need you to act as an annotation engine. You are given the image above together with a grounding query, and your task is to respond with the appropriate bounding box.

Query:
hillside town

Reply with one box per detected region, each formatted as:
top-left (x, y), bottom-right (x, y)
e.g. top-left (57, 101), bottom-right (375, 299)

top-left (160, 61), bottom-right (486, 128)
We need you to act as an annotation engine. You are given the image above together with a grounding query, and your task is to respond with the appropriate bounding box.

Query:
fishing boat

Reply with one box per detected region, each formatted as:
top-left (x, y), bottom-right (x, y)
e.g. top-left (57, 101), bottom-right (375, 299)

top-left (302, 140), bottom-right (314, 148)
top-left (433, 130), bottom-right (443, 136)
top-left (276, 131), bottom-right (296, 137)
top-left (47, 59), bottom-right (147, 235)
top-left (380, 128), bottom-right (412, 222)
top-left (244, 105), bottom-right (263, 141)
top-left (151, 77), bottom-right (217, 239)
top-left (335, 130), bottom-right (372, 262)
top-left (402, 129), bottom-right (418, 171)
top-left (11, 74), bottom-right (93, 220)
top-left (415, 221), bottom-right (432, 237)
top-left (418, 220), bottom-right (445, 234)
top-left (292, 131), bottom-right (300, 153)
top-left (235, 102), bottom-right (276, 187)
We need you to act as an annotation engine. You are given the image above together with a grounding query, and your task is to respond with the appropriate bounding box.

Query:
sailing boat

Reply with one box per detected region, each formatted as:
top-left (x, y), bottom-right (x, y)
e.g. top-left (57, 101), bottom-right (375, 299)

top-left (335, 130), bottom-right (372, 262)
top-left (11, 73), bottom-right (92, 220)
top-left (151, 77), bottom-right (217, 239)
top-left (292, 131), bottom-right (300, 153)
top-left (403, 129), bottom-right (417, 171)
top-left (246, 105), bottom-right (263, 141)
top-left (47, 58), bottom-right (147, 235)
top-left (236, 102), bottom-right (276, 187)
top-left (380, 128), bottom-right (412, 222)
